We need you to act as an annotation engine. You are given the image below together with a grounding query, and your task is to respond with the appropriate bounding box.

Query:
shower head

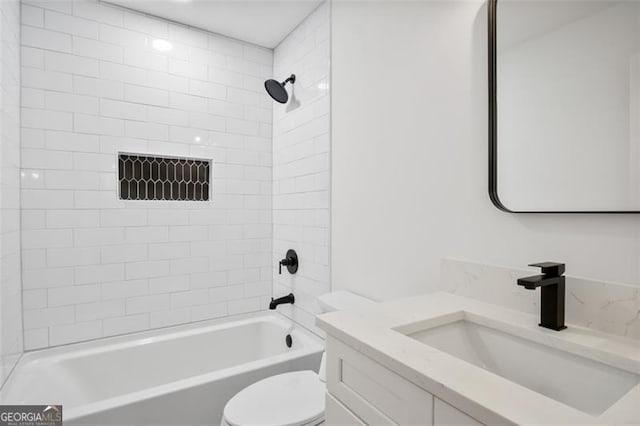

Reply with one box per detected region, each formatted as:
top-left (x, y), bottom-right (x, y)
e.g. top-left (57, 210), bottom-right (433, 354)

top-left (264, 74), bottom-right (296, 104)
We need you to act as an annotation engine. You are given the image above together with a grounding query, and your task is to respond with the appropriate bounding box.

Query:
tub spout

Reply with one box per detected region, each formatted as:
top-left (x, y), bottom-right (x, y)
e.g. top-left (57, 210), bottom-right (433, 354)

top-left (269, 293), bottom-right (295, 310)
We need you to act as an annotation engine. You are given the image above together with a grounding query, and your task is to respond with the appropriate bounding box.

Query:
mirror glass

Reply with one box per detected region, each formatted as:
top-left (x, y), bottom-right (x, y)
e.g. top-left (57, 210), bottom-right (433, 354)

top-left (492, 0), bottom-right (640, 212)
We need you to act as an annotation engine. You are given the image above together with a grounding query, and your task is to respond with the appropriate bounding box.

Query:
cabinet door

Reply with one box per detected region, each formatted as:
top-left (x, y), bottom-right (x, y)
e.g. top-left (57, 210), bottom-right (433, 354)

top-left (326, 392), bottom-right (366, 426)
top-left (326, 336), bottom-right (433, 425)
top-left (434, 398), bottom-right (483, 426)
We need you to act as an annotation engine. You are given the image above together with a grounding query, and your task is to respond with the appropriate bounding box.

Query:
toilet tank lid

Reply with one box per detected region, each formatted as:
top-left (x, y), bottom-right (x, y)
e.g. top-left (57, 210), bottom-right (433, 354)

top-left (317, 291), bottom-right (373, 312)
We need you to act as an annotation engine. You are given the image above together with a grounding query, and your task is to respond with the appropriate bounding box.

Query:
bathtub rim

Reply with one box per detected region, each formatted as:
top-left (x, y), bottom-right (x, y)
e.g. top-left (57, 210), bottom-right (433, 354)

top-left (21, 311), bottom-right (314, 360)
top-left (1, 311), bottom-right (324, 421)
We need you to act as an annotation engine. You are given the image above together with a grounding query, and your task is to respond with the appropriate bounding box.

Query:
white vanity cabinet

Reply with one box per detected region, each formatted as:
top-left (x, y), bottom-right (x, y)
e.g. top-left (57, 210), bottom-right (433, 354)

top-left (325, 336), bottom-right (484, 426)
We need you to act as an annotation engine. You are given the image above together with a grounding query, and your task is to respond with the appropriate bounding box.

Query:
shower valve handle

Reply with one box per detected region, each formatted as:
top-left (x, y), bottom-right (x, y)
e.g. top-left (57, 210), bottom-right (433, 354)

top-left (278, 249), bottom-right (298, 275)
top-left (279, 257), bottom-right (293, 274)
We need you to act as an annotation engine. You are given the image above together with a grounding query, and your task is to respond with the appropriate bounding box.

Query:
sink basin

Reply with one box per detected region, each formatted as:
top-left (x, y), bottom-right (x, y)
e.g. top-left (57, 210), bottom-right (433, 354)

top-left (396, 314), bottom-right (639, 416)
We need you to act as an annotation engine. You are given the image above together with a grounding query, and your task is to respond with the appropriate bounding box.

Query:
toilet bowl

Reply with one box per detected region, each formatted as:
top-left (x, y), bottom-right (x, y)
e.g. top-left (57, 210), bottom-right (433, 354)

top-left (220, 291), bottom-right (373, 426)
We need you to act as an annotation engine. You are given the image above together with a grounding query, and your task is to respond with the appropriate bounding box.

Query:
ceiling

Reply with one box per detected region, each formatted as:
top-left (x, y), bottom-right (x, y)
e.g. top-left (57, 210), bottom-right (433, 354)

top-left (105, 0), bottom-right (323, 48)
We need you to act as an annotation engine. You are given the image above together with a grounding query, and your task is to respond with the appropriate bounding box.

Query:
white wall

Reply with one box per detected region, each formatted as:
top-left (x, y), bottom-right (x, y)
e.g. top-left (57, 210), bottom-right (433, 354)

top-left (20, 0), bottom-right (274, 349)
top-left (331, 1), bottom-right (640, 302)
top-left (272, 2), bottom-right (330, 333)
top-left (0, 0), bottom-right (22, 384)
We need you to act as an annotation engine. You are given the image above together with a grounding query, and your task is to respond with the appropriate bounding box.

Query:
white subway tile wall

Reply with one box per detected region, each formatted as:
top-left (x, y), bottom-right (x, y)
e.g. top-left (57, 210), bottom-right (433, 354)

top-left (272, 3), bottom-right (330, 334)
top-left (20, 0), bottom-right (274, 349)
top-left (0, 0), bottom-right (23, 384)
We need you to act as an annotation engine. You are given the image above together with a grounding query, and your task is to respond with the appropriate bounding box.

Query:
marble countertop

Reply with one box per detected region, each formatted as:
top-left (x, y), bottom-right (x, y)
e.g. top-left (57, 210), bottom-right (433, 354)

top-left (316, 292), bottom-right (640, 425)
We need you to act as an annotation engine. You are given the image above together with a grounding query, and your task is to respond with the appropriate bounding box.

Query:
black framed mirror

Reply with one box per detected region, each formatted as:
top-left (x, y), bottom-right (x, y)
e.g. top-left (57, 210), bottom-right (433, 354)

top-left (489, 0), bottom-right (640, 213)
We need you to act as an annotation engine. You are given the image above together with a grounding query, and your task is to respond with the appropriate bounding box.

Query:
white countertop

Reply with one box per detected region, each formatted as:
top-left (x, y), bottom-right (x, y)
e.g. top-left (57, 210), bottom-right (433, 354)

top-left (316, 292), bottom-right (640, 425)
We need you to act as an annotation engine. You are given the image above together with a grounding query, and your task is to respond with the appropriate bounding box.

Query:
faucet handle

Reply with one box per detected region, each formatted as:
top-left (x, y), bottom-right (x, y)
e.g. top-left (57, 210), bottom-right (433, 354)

top-left (528, 262), bottom-right (565, 277)
top-left (278, 249), bottom-right (298, 275)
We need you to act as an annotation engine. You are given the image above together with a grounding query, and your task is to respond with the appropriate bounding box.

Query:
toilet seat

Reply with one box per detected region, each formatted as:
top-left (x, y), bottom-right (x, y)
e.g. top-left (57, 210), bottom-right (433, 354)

top-left (221, 417), bottom-right (323, 426)
top-left (222, 370), bottom-right (325, 426)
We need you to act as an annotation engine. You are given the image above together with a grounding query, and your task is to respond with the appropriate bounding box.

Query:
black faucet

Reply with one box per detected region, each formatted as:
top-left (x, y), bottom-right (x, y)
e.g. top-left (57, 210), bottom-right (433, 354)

top-left (269, 293), bottom-right (295, 310)
top-left (517, 262), bottom-right (566, 331)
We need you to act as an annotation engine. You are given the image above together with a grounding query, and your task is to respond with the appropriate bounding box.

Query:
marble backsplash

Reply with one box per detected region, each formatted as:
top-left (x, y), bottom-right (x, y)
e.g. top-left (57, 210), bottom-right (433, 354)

top-left (440, 258), bottom-right (640, 341)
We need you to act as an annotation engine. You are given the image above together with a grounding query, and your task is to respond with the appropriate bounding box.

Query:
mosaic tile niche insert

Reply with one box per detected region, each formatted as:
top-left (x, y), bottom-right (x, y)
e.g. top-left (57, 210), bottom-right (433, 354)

top-left (118, 153), bottom-right (211, 201)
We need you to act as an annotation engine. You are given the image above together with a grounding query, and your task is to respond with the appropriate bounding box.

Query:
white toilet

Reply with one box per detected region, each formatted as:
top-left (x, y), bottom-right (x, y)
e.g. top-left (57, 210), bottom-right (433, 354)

top-left (221, 291), bottom-right (373, 426)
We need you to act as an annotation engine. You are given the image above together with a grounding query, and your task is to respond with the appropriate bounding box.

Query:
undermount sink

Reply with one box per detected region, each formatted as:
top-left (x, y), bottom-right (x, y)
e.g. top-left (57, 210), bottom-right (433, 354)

top-left (395, 313), bottom-right (640, 416)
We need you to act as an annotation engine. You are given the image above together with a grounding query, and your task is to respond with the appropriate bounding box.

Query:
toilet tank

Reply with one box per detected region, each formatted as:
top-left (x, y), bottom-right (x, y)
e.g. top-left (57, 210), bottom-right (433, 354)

top-left (317, 291), bottom-right (373, 313)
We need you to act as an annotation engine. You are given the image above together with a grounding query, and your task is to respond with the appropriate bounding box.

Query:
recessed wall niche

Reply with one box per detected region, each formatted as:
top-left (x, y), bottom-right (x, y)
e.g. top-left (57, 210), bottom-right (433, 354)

top-left (118, 153), bottom-right (211, 201)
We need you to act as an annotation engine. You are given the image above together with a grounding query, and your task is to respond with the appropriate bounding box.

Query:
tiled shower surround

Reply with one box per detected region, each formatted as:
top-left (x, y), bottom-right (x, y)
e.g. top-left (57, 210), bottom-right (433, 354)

top-left (0, 0), bottom-right (22, 384)
top-left (272, 3), bottom-right (330, 333)
top-left (20, 0), bottom-right (274, 349)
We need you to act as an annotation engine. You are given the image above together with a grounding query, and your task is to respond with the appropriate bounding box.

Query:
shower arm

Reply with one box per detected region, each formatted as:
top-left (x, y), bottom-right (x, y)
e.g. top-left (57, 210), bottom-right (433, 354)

top-left (282, 74), bottom-right (296, 86)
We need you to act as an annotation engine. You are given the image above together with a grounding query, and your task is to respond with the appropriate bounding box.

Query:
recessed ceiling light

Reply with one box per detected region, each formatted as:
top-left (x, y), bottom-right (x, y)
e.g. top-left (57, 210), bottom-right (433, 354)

top-left (195, 136), bottom-right (201, 142)
top-left (151, 39), bottom-right (173, 52)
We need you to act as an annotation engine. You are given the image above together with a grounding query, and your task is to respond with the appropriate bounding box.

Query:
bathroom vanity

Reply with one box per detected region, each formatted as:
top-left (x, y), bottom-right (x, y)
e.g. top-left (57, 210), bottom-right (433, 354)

top-left (317, 292), bottom-right (640, 425)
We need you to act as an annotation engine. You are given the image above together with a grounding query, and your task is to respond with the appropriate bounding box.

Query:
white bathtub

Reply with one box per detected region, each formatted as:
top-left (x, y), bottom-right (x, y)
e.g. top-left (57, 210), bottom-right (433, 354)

top-left (0, 313), bottom-right (323, 425)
